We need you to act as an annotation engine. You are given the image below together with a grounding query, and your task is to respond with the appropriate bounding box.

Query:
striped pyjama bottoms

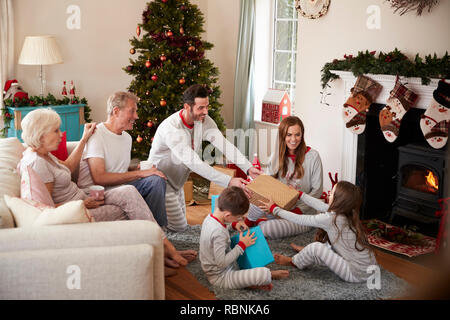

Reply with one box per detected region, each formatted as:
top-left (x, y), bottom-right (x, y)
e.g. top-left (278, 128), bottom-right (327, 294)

top-left (165, 183), bottom-right (188, 232)
top-left (210, 266), bottom-right (272, 289)
top-left (292, 242), bottom-right (360, 282)
top-left (247, 204), bottom-right (311, 239)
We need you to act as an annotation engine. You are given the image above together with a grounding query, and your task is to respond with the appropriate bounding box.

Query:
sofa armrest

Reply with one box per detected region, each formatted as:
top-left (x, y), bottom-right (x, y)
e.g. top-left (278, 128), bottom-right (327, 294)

top-left (0, 220), bottom-right (165, 299)
top-left (0, 244), bottom-right (156, 299)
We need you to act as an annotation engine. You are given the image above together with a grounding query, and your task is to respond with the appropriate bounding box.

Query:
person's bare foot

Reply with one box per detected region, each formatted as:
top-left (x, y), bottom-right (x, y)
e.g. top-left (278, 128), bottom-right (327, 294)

top-left (165, 266), bottom-right (178, 277)
top-left (274, 253), bottom-right (293, 266)
top-left (248, 283), bottom-right (273, 291)
top-left (290, 243), bottom-right (305, 252)
top-left (165, 257), bottom-right (180, 268)
top-left (179, 250), bottom-right (197, 263)
top-left (271, 269), bottom-right (289, 280)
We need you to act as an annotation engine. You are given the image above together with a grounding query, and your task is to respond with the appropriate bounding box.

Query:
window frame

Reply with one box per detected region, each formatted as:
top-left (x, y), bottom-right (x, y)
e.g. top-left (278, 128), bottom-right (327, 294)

top-left (271, 0), bottom-right (298, 103)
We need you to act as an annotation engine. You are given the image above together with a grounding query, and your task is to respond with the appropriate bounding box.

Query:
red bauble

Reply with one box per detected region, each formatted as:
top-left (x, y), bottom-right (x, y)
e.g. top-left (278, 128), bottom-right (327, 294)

top-left (188, 46), bottom-right (195, 52)
top-left (136, 26), bottom-right (141, 37)
top-left (179, 26), bottom-right (184, 35)
top-left (147, 121), bottom-right (154, 128)
top-left (160, 54), bottom-right (167, 62)
top-left (162, 0), bottom-right (168, 3)
top-left (136, 135), bottom-right (143, 143)
top-left (151, 74), bottom-right (158, 81)
top-left (166, 30), bottom-right (173, 37)
top-left (145, 60), bottom-right (151, 68)
top-left (130, 48), bottom-right (136, 55)
top-left (160, 99), bottom-right (167, 107)
top-left (179, 78), bottom-right (186, 85)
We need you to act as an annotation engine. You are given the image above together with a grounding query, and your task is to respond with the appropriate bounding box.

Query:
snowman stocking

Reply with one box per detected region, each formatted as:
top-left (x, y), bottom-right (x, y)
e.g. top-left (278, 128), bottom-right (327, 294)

top-left (420, 80), bottom-right (450, 149)
top-left (379, 77), bottom-right (418, 143)
top-left (343, 75), bottom-right (382, 134)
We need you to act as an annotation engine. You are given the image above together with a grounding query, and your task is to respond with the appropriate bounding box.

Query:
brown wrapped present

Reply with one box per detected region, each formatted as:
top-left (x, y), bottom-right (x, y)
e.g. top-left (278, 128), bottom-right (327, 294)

top-left (246, 174), bottom-right (299, 210)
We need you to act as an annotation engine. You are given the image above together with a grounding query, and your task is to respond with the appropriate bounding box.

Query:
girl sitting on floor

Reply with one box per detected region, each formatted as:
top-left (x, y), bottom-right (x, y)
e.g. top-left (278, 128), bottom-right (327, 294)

top-left (259, 181), bottom-right (377, 283)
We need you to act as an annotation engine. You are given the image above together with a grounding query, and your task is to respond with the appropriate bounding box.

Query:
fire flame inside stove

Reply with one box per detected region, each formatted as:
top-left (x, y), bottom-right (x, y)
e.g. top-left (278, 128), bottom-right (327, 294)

top-left (425, 171), bottom-right (438, 191)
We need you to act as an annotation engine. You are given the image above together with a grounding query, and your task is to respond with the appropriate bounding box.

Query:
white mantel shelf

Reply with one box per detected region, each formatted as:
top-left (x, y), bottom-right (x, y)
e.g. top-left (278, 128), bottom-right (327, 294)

top-left (330, 70), bottom-right (447, 184)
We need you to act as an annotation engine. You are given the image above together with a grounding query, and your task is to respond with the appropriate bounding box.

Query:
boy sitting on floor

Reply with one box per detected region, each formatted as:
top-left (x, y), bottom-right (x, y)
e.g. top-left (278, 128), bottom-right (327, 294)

top-left (199, 186), bottom-right (289, 291)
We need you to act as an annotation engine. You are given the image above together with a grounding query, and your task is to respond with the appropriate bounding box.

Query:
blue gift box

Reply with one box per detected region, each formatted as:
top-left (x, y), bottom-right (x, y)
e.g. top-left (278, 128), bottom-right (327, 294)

top-left (230, 226), bottom-right (274, 269)
top-left (211, 195), bottom-right (219, 213)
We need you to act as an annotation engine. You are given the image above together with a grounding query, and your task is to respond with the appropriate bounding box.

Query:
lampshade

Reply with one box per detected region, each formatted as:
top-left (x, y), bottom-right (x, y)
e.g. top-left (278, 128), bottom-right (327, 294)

top-left (18, 35), bottom-right (63, 65)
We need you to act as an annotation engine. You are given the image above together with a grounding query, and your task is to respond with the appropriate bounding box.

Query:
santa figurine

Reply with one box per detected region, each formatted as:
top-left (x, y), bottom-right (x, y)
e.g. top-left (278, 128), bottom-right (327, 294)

top-left (62, 81), bottom-right (68, 96)
top-left (69, 81), bottom-right (76, 100)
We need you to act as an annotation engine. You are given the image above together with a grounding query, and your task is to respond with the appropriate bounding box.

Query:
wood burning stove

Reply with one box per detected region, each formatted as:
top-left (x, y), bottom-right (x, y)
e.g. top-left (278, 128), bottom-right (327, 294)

top-left (391, 144), bottom-right (447, 224)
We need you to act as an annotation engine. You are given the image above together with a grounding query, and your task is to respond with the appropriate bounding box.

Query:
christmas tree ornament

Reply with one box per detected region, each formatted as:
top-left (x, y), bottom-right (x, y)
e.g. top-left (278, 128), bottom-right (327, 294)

top-left (146, 90), bottom-right (150, 95)
top-left (147, 120), bottom-right (154, 128)
top-left (136, 135), bottom-right (143, 143)
top-left (145, 60), bottom-right (151, 68)
top-left (126, 65), bottom-right (133, 72)
top-left (188, 45), bottom-right (196, 52)
top-left (420, 79), bottom-right (450, 149)
top-left (379, 76), bottom-right (418, 143)
top-left (130, 48), bottom-right (136, 55)
top-left (62, 81), bottom-right (68, 96)
top-left (179, 26), bottom-right (184, 35)
top-left (166, 30), bottom-right (173, 37)
top-left (179, 77), bottom-right (186, 85)
top-left (162, 0), bottom-right (168, 3)
top-left (151, 74), bottom-right (158, 81)
top-left (160, 54), bottom-right (167, 62)
top-left (343, 75), bottom-right (382, 135)
top-left (136, 25), bottom-right (141, 37)
top-left (160, 99), bottom-right (167, 107)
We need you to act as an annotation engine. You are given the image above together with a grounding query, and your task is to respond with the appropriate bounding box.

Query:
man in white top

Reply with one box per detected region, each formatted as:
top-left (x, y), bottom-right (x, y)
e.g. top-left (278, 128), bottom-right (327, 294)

top-left (147, 84), bottom-right (262, 232)
top-left (78, 92), bottom-right (169, 228)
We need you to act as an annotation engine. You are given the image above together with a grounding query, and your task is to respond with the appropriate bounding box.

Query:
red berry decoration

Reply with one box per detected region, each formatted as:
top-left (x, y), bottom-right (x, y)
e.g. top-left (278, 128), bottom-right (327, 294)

top-left (160, 54), bottom-right (167, 62)
top-left (151, 74), bottom-right (158, 81)
top-left (160, 99), bottom-right (167, 107)
top-left (145, 60), bottom-right (151, 68)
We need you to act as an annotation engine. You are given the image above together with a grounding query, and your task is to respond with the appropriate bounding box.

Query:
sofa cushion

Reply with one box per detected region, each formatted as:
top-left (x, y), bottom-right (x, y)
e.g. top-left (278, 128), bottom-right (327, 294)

top-left (3, 195), bottom-right (94, 227)
top-left (20, 165), bottom-right (55, 207)
top-left (50, 131), bottom-right (68, 161)
top-left (0, 138), bottom-right (24, 229)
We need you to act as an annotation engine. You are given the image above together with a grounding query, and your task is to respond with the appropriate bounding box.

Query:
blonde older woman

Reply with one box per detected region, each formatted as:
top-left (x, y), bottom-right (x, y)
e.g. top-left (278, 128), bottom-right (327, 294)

top-left (18, 108), bottom-right (195, 274)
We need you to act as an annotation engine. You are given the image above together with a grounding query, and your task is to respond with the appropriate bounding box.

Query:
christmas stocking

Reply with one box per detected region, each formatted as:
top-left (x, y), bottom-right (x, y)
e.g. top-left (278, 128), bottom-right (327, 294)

top-left (379, 76), bottom-right (418, 143)
top-left (420, 79), bottom-right (450, 149)
top-left (343, 75), bottom-right (382, 134)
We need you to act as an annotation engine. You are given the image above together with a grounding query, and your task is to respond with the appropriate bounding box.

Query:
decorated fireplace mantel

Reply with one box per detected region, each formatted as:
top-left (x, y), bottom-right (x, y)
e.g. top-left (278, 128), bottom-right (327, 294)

top-left (330, 70), bottom-right (446, 184)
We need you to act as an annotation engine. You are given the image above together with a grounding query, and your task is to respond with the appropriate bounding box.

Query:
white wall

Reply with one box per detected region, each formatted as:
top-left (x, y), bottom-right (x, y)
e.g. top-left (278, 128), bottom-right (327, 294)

top-left (294, 0), bottom-right (450, 191)
top-left (11, 0), bottom-right (240, 128)
top-left (13, 0), bottom-right (149, 123)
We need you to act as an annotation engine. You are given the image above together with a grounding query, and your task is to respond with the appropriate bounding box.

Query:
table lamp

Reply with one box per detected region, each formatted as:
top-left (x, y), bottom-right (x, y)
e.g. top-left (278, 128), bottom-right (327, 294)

top-left (18, 35), bottom-right (63, 97)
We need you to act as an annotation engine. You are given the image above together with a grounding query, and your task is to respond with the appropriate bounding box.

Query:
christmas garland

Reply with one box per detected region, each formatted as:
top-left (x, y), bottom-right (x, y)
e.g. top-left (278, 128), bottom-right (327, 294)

top-left (321, 48), bottom-right (450, 89)
top-left (1, 93), bottom-right (92, 137)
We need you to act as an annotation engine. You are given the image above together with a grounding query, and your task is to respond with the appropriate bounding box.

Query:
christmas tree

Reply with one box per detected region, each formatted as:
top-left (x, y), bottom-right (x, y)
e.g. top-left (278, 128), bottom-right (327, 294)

top-left (124, 0), bottom-right (225, 160)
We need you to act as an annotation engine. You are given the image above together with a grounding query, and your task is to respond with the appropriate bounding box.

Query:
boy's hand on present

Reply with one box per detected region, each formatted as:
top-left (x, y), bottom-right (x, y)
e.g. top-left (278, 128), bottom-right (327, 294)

top-left (259, 197), bottom-right (275, 214)
top-left (239, 230), bottom-right (257, 248)
top-left (235, 220), bottom-right (248, 232)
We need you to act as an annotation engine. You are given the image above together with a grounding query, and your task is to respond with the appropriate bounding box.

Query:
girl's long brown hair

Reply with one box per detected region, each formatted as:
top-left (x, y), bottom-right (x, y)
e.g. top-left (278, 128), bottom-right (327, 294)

top-left (324, 181), bottom-right (372, 252)
top-left (276, 116), bottom-right (307, 180)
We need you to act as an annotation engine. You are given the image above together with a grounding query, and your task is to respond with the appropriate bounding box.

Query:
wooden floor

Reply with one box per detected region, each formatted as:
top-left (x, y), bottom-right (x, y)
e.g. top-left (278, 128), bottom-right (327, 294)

top-left (164, 203), bottom-right (442, 300)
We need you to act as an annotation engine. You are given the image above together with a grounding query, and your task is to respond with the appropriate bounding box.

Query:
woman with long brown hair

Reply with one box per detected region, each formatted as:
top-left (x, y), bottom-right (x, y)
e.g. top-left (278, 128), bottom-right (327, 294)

top-left (245, 116), bottom-right (323, 239)
top-left (260, 181), bottom-right (377, 283)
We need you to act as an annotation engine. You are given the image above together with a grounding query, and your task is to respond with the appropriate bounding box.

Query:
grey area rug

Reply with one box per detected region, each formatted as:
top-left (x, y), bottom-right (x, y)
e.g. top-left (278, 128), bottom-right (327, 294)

top-left (166, 225), bottom-right (411, 300)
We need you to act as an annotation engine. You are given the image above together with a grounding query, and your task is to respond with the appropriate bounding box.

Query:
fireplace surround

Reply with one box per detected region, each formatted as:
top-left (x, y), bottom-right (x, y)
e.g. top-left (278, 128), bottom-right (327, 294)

top-left (332, 71), bottom-right (449, 236)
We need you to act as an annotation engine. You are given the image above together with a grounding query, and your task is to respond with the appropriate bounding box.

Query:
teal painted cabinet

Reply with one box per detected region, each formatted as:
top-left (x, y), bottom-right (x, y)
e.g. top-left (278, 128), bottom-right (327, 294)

top-left (6, 104), bottom-right (85, 142)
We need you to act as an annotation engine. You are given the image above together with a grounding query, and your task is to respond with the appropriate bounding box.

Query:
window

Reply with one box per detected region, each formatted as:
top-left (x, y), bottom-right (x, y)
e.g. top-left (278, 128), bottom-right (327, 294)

top-left (272, 0), bottom-right (298, 102)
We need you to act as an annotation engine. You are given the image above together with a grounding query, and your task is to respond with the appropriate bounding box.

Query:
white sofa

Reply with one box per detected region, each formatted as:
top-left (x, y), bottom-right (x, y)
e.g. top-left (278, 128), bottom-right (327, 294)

top-left (0, 138), bottom-right (165, 300)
